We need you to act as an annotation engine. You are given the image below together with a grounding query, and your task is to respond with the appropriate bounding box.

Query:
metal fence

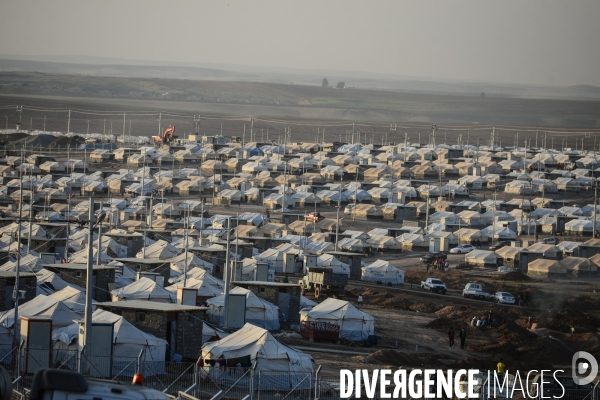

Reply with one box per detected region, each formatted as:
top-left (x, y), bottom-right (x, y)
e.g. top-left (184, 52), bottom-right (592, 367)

top-left (7, 348), bottom-right (600, 400)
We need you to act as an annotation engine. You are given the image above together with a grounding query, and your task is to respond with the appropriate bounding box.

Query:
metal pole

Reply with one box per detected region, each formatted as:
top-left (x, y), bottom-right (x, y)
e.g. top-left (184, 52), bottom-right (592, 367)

top-left (334, 175), bottom-right (342, 251)
top-left (96, 201), bottom-right (103, 265)
top-left (491, 190), bottom-right (497, 246)
top-left (82, 191), bottom-right (94, 373)
top-left (13, 152), bottom-right (24, 347)
top-left (183, 206), bottom-right (189, 287)
top-left (593, 182), bottom-right (598, 238)
top-left (65, 195), bottom-right (71, 260)
top-left (352, 166), bottom-right (359, 221)
top-left (67, 109), bottom-right (71, 135)
top-left (223, 217), bottom-right (231, 328)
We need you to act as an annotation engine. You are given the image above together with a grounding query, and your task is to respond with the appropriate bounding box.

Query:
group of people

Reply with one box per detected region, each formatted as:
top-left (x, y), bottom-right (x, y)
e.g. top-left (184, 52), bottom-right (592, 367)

top-left (428, 258), bottom-right (449, 272)
top-left (470, 239), bottom-right (482, 248)
top-left (471, 310), bottom-right (499, 328)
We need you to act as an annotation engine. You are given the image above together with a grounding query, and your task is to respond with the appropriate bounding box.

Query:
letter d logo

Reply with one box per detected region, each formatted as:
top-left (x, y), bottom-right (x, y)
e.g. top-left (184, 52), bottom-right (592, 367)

top-left (572, 351), bottom-right (598, 386)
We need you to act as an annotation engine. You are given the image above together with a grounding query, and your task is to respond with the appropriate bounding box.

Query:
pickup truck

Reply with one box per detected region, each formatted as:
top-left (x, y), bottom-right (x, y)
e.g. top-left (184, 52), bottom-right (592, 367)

top-left (421, 278), bottom-right (447, 294)
top-left (305, 212), bottom-right (325, 222)
top-left (462, 283), bottom-right (490, 300)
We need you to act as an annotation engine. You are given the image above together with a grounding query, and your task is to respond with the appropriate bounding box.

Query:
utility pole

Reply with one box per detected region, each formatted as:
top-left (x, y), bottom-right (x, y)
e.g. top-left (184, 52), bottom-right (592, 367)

top-left (491, 190), bottom-right (497, 246)
top-left (96, 201), bottom-right (103, 265)
top-left (122, 113), bottom-right (126, 143)
top-left (352, 166), bottom-right (360, 221)
top-left (334, 175), bottom-right (342, 251)
top-left (183, 206), bottom-right (190, 287)
top-left (67, 109), bottom-right (71, 135)
top-left (64, 195), bottom-right (71, 261)
top-left (593, 181), bottom-right (598, 238)
top-left (223, 217), bottom-right (231, 328)
top-left (425, 189), bottom-right (430, 232)
top-left (81, 191), bottom-right (94, 373)
top-left (13, 152), bottom-right (24, 348)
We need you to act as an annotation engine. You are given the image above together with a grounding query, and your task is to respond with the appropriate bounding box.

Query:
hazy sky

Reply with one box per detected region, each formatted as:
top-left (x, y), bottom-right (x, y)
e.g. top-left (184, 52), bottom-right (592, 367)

top-left (1, 0), bottom-right (599, 87)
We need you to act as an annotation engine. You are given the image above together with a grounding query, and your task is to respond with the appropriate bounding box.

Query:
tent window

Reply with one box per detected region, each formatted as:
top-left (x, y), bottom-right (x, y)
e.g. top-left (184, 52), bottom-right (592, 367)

top-left (136, 312), bottom-right (146, 322)
top-left (76, 271), bottom-right (82, 278)
top-left (259, 286), bottom-right (265, 293)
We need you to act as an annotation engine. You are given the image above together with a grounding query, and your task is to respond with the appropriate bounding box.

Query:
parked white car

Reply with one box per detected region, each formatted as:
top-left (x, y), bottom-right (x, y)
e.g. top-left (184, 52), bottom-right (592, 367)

top-left (449, 244), bottom-right (476, 254)
top-left (491, 292), bottom-right (516, 304)
top-left (344, 204), bottom-right (356, 214)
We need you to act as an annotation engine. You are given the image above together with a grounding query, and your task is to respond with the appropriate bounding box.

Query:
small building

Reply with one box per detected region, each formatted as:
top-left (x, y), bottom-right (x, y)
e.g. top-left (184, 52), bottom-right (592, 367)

top-left (0, 272), bottom-right (37, 311)
top-left (114, 258), bottom-right (171, 284)
top-left (232, 281), bottom-right (301, 327)
top-left (43, 264), bottom-right (116, 302)
top-left (96, 300), bottom-right (206, 360)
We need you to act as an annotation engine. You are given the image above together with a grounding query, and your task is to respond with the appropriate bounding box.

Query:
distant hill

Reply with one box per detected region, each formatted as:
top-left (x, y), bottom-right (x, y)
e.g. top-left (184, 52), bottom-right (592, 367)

top-left (1, 56), bottom-right (599, 101)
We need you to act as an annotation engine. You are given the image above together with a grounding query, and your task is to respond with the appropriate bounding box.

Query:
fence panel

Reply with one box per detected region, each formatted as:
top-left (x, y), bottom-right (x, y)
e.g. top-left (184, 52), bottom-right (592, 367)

top-left (318, 375), bottom-right (342, 400)
top-left (195, 366), bottom-right (252, 400)
top-left (257, 371), bottom-right (313, 400)
top-left (143, 361), bottom-right (196, 394)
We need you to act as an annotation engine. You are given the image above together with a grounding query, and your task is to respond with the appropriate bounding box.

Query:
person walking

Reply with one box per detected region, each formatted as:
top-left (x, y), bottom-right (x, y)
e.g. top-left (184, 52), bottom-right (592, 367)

top-left (497, 358), bottom-right (506, 374)
top-left (358, 295), bottom-right (363, 307)
top-left (448, 327), bottom-right (455, 348)
top-left (459, 328), bottom-right (467, 349)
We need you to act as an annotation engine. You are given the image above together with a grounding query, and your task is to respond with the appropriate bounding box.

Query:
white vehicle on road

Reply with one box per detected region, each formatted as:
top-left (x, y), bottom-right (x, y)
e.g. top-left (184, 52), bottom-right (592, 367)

top-left (421, 278), bottom-right (447, 294)
top-left (491, 291), bottom-right (516, 304)
top-left (449, 244), bottom-right (476, 254)
top-left (462, 283), bottom-right (490, 300)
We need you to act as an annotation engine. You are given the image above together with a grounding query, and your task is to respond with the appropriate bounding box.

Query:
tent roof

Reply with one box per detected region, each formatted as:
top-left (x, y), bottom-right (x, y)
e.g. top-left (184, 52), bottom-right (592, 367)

top-left (53, 309), bottom-right (167, 347)
top-left (0, 294), bottom-right (80, 329)
top-left (201, 323), bottom-right (312, 372)
top-left (111, 277), bottom-right (176, 301)
top-left (299, 298), bottom-right (375, 321)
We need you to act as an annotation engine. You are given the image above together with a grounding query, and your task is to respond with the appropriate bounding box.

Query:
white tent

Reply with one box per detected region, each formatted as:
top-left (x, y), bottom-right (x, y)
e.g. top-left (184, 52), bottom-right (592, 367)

top-left (361, 260), bottom-right (404, 284)
top-left (170, 268), bottom-right (224, 289)
top-left (0, 254), bottom-right (46, 273)
top-left (316, 254), bottom-right (350, 277)
top-left (0, 295), bottom-right (81, 330)
top-left (36, 268), bottom-right (85, 295)
top-left (481, 226), bottom-right (517, 240)
top-left (48, 286), bottom-right (93, 314)
top-left (201, 323), bottom-right (312, 375)
top-left (170, 253), bottom-right (214, 277)
top-left (136, 240), bottom-right (180, 259)
top-left (207, 287), bottom-right (280, 331)
top-left (53, 309), bottom-right (167, 375)
top-left (165, 277), bottom-right (223, 299)
top-left (300, 298), bottom-right (375, 341)
top-left (111, 277), bottom-right (176, 303)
